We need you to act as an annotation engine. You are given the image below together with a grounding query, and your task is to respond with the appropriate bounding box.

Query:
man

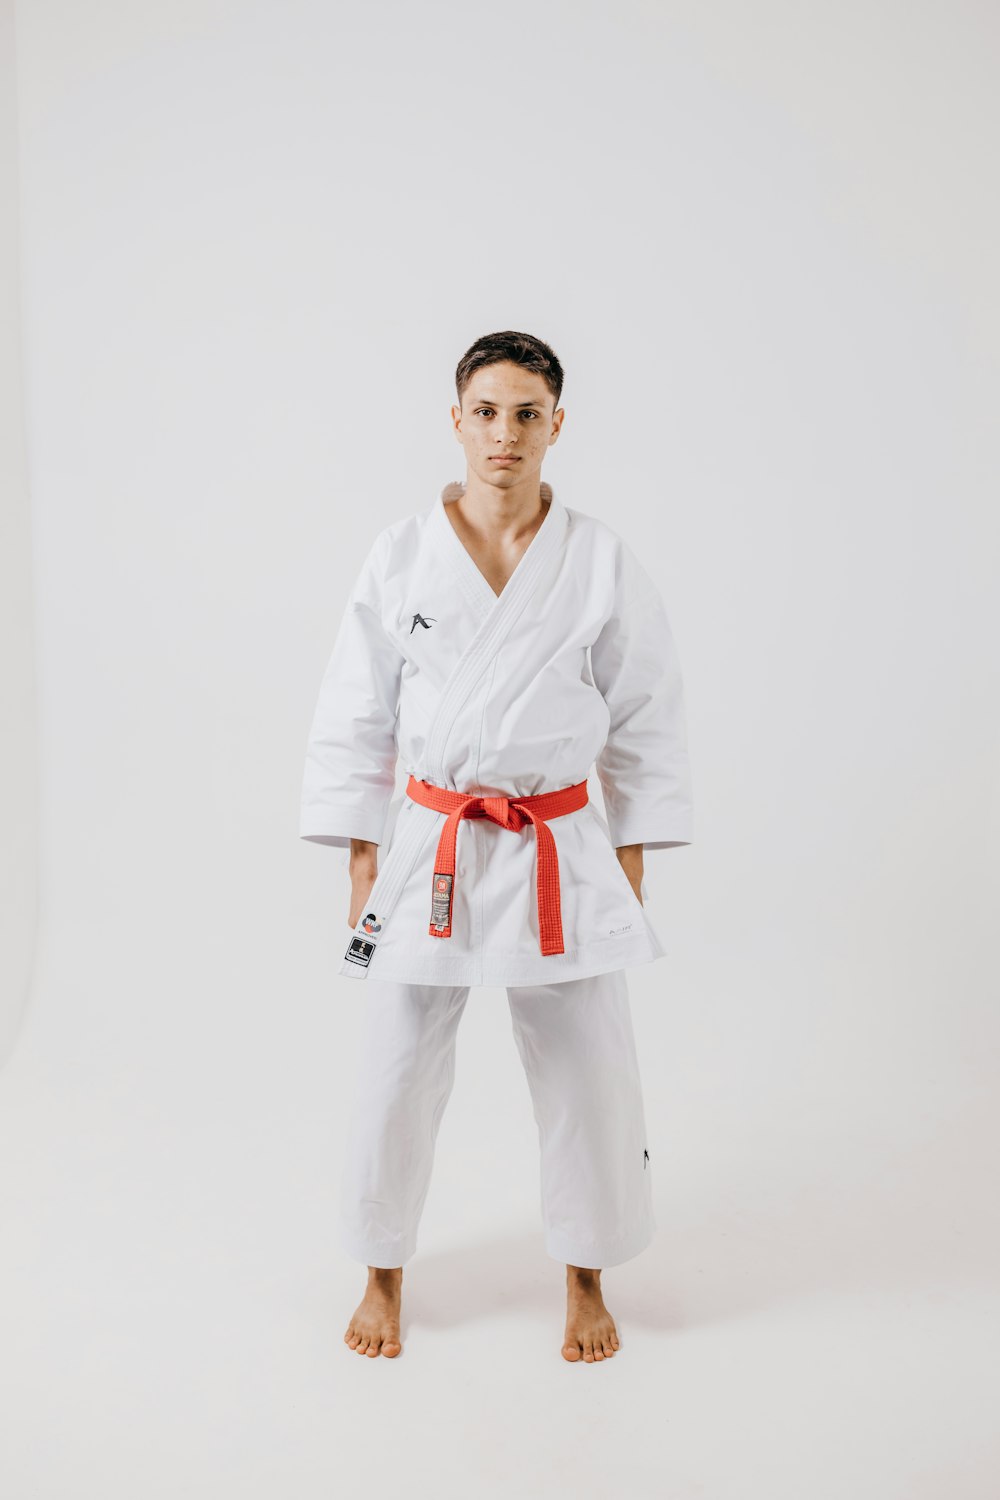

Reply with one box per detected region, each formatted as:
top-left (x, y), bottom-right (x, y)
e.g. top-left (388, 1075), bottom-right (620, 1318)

top-left (300, 330), bottom-right (693, 1362)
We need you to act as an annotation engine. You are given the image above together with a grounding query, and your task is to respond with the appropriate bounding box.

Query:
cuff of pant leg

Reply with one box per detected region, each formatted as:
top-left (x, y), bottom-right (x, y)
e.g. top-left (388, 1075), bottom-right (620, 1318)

top-left (339, 1228), bottom-right (416, 1269)
top-left (544, 1214), bottom-right (657, 1270)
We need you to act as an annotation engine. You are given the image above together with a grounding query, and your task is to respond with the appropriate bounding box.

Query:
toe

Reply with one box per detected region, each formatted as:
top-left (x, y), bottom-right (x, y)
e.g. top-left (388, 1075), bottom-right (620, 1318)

top-left (583, 1340), bottom-right (595, 1362)
top-left (562, 1341), bottom-right (582, 1362)
top-left (383, 1337), bottom-right (402, 1358)
top-left (601, 1337), bottom-right (615, 1357)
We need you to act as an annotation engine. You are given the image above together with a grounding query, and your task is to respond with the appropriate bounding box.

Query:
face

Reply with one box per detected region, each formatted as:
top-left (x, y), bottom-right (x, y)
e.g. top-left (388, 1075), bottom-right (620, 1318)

top-left (451, 361), bottom-right (564, 491)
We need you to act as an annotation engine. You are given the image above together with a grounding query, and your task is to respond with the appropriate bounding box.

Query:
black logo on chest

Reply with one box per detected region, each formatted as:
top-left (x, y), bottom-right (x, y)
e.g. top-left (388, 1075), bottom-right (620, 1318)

top-left (410, 612), bottom-right (437, 634)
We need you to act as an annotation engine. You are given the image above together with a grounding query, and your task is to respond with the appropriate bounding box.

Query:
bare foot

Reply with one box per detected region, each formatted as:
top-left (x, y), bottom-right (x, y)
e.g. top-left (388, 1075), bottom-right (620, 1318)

top-left (344, 1266), bottom-right (403, 1358)
top-left (562, 1265), bottom-right (620, 1362)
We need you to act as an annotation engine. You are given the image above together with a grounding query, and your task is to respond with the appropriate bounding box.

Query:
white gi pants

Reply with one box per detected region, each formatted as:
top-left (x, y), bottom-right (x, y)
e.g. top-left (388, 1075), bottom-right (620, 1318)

top-left (338, 968), bottom-right (656, 1270)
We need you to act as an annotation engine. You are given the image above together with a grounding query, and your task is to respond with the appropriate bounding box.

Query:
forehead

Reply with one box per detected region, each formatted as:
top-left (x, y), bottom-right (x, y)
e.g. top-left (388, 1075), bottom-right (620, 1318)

top-left (464, 362), bottom-right (551, 406)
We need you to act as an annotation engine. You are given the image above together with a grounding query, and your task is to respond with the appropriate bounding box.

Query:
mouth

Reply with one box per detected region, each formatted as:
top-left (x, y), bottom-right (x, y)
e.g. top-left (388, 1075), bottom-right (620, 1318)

top-left (489, 456), bottom-right (521, 464)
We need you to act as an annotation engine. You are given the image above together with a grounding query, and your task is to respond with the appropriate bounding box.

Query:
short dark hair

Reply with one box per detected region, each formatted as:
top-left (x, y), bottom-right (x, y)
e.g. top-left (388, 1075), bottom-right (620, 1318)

top-left (455, 330), bottom-right (564, 410)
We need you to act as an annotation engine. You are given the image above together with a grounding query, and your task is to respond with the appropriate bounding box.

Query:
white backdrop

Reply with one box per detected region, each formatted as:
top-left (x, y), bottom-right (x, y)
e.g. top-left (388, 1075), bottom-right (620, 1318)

top-left (2, 2), bottom-right (999, 1497)
top-left (0, 0), bottom-right (36, 1064)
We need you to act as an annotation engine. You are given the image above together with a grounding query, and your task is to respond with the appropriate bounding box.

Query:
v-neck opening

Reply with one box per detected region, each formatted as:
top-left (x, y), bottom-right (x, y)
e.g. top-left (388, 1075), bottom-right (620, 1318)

top-left (437, 480), bottom-right (555, 605)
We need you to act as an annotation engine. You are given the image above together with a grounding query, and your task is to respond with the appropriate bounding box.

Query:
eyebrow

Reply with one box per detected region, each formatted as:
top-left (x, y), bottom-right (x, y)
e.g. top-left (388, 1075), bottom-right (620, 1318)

top-left (470, 399), bottom-right (545, 408)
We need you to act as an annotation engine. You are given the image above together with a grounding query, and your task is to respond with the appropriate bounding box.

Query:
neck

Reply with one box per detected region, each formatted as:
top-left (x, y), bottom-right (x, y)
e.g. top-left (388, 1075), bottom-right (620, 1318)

top-left (449, 471), bottom-right (551, 541)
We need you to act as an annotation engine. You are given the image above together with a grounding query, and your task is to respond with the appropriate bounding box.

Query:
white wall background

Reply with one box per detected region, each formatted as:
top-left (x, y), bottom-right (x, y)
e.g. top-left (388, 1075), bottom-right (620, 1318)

top-left (0, 0), bottom-right (36, 1065)
top-left (2, 2), bottom-right (998, 1497)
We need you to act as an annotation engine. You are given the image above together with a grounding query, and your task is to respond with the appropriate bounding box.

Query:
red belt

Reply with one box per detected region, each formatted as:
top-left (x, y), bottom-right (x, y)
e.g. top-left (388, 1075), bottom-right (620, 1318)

top-left (405, 773), bottom-right (589, 956)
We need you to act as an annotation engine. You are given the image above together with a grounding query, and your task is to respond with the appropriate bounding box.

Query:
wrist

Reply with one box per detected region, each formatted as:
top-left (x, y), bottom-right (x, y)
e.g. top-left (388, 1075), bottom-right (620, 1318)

top-left (349, 837), bottom-right (379, 876)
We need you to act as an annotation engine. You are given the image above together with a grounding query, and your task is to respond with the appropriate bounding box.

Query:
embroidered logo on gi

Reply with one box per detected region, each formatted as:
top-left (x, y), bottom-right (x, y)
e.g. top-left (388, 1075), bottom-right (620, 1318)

top-left (609, 923), bottom-right (633, 936)
top-left (410, 612), bottom-right (437, 634)
top-left (644, 1149), bottom-right (649, 1169)
top-left (360, 912), bottom-right (382, 935)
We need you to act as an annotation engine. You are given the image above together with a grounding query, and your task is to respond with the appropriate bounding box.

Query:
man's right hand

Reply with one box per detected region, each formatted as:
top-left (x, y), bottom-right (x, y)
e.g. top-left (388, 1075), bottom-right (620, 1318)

top-left (348, 838), bottom-right (379, 928)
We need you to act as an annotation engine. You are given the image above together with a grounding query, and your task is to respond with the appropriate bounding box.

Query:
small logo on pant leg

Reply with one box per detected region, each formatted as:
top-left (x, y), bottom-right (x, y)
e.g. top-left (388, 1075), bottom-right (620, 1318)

top-left (643, 1148), bottom-right (649, 1168)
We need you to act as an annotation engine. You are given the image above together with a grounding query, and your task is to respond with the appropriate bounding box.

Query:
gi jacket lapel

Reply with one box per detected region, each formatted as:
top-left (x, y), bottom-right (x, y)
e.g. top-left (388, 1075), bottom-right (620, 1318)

top-left (424, 480), bottom-right (567, 786)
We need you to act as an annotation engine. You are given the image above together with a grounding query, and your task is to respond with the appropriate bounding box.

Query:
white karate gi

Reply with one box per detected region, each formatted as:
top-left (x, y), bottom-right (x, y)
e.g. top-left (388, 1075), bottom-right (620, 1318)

top-left (299, 480), bottom-right (693, 987)
top-left (301, 479), bottom-right (693, 1269)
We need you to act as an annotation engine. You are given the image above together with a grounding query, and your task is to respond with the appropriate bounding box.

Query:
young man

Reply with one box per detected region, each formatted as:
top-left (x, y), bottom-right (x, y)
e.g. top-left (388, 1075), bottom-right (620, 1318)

top-left (300, 330), bottom-right (693, 1362)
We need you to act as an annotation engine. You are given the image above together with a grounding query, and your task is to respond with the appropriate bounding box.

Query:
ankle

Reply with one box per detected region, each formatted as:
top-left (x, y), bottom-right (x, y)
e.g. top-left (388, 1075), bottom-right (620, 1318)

top-left (367, 1265), bottom-right (403, 1285)
top-left (566, 1264), bottom-right (601, 1287)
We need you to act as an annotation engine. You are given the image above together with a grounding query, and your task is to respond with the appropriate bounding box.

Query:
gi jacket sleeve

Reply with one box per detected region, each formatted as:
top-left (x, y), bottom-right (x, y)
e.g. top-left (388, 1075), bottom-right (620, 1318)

top-left (590, 535), bottom-right (694, 851)
top-left (299, 530), bottom-right (403, 849)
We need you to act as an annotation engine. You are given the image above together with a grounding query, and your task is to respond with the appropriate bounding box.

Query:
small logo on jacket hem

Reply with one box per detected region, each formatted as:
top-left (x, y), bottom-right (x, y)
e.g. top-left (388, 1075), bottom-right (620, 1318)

top-left (345, 936), bottom-right (375, 968)
top-left (345, 913), bottom-right (386, 968)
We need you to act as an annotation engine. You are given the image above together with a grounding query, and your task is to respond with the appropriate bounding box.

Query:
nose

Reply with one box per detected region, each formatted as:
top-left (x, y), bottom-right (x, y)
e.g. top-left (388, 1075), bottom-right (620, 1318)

top-left (495, 422), bottom-right (518, 446)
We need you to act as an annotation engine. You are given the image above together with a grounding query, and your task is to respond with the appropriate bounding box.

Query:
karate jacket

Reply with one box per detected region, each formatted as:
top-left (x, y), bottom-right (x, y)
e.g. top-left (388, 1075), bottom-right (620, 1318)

top-left (300, 480), bottom-right (694, 986)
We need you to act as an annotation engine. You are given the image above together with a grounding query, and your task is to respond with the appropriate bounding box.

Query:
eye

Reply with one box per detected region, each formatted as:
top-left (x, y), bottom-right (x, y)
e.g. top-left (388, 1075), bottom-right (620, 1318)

top-left (474, 407), bottom-right (494, 418)
top-left (520, 410), bottom-right (538, 419)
